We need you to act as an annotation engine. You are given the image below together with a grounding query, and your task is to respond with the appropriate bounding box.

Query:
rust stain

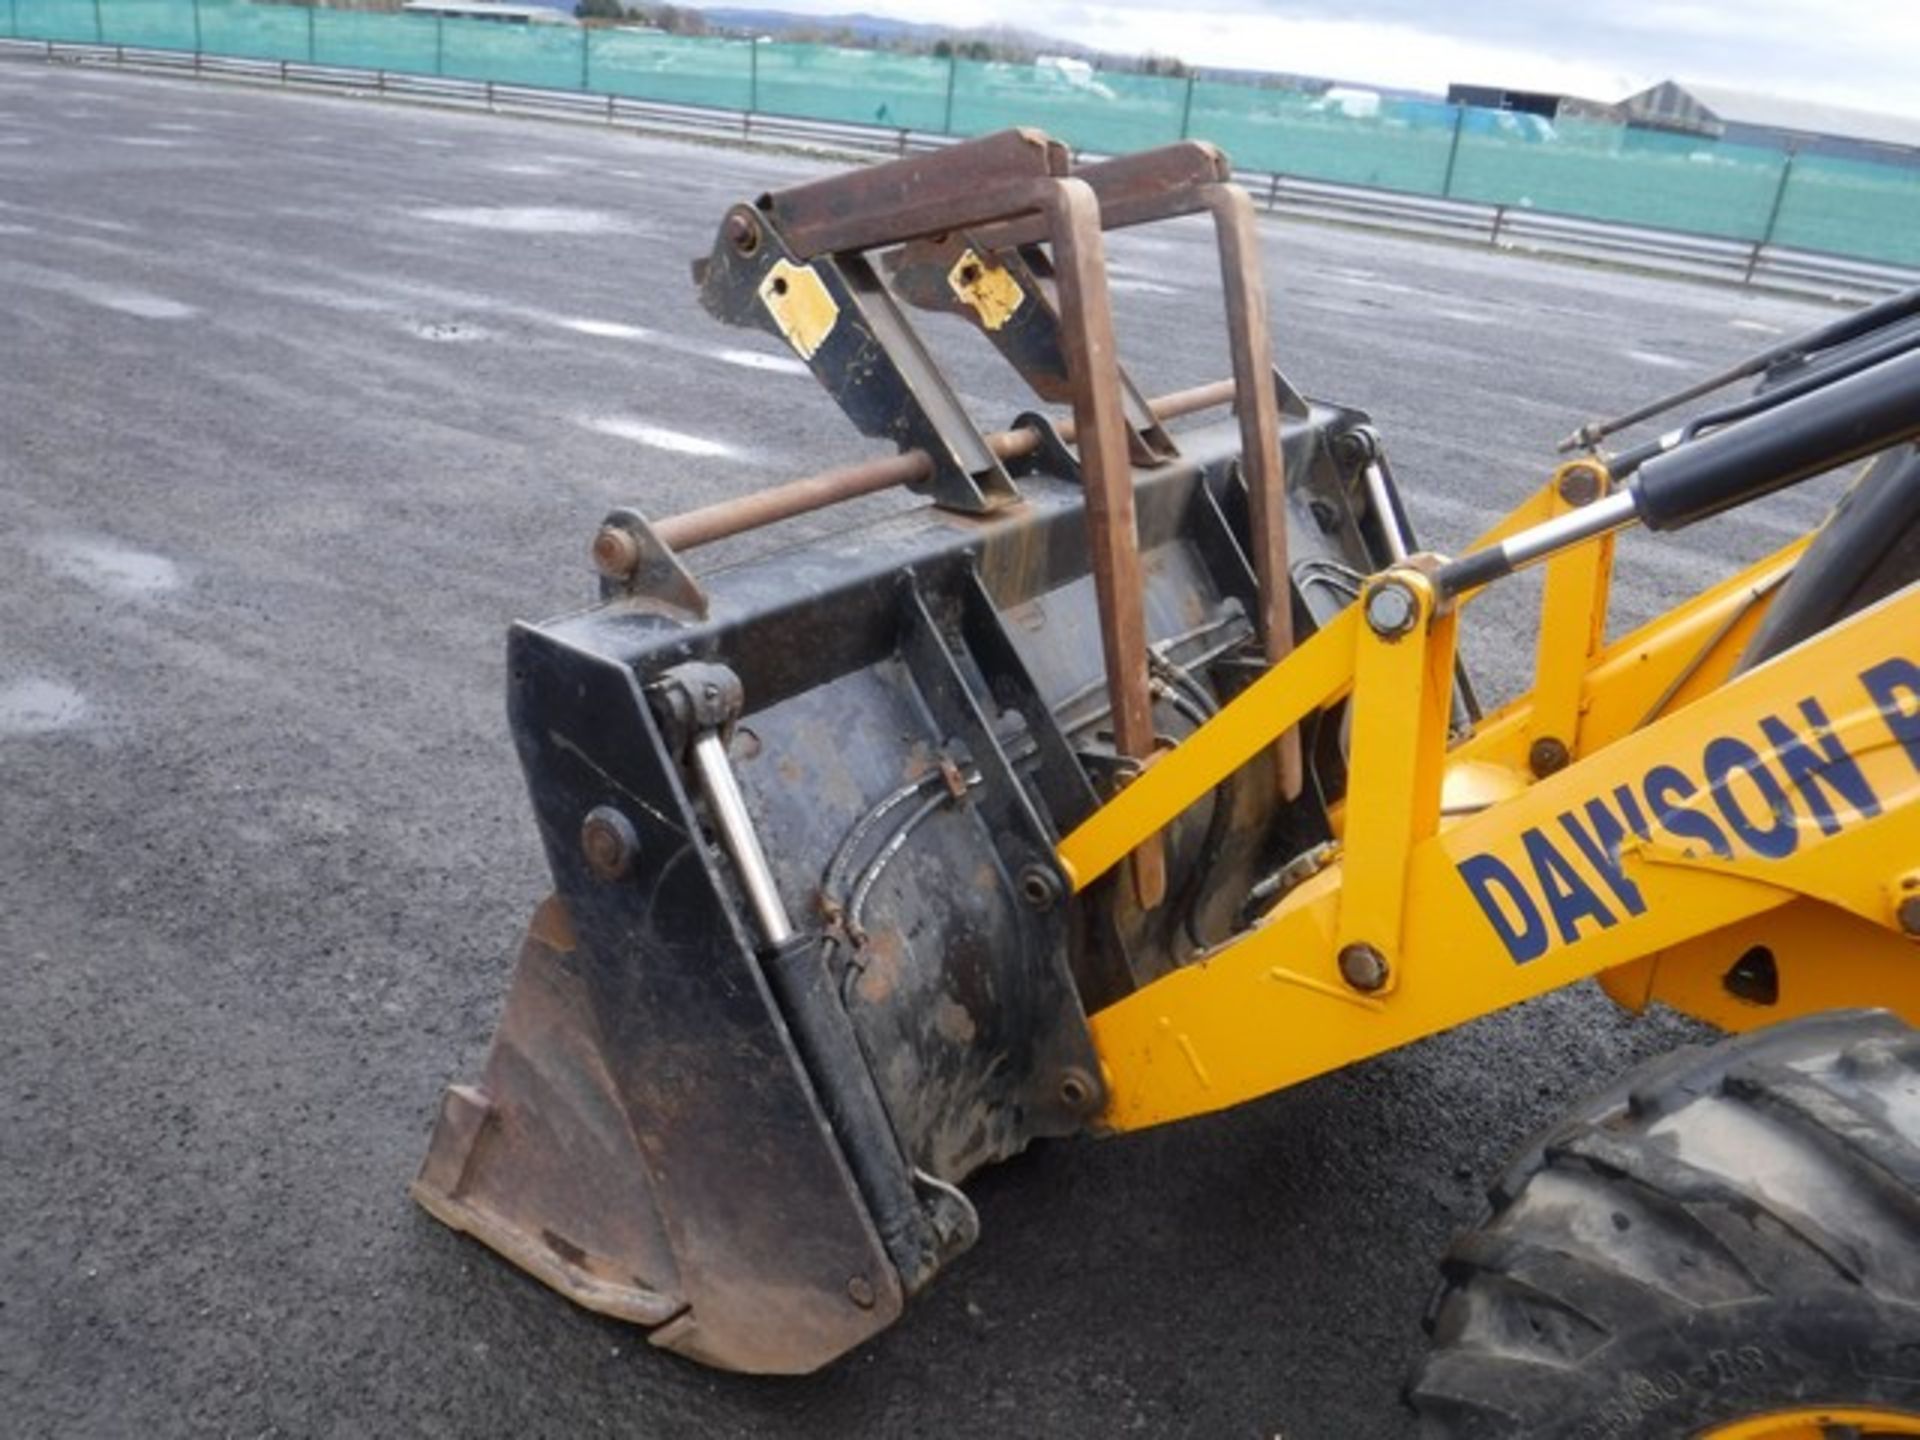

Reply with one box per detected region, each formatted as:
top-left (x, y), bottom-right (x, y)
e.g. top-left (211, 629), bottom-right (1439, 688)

top-left (933, 997), bottom-right (978, 1045)
top-left (854, 929), bottom-right (905, 1007)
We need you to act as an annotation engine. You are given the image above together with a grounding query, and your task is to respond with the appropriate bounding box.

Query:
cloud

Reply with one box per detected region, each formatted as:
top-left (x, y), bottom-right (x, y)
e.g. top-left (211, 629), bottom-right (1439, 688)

top-left (707, 0), bottom-right (1920, 117)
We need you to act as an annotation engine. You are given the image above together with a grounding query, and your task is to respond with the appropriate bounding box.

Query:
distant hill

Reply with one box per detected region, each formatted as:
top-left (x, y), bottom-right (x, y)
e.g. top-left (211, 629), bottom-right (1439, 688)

top-left (697, 8), bottom-right (1095, 56)
top-left (521, 0), bottom-right (1438, 96)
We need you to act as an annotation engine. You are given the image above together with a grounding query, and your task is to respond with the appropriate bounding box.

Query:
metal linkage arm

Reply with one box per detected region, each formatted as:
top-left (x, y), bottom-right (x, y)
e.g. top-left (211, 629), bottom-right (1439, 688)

top-left (1443, 345), bottom-right (1920, 599)
top-left (1557, 280), bottom-right (1920, 452)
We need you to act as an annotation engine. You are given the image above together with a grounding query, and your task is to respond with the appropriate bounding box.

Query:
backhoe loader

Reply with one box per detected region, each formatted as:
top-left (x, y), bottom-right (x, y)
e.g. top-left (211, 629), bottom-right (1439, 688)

top-left (412, 130), bottom-right (1920, 1437)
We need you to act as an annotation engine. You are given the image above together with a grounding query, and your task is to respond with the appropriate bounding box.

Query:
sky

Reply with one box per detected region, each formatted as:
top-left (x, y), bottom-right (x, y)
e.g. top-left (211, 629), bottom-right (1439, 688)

top-left (712, 0), bottom-right (1920, 118)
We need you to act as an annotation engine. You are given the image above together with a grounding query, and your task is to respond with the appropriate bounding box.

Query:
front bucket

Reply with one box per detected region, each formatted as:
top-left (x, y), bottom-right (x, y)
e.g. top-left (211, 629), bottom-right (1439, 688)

top-left (413, 396), bottom-right (1397, 1372)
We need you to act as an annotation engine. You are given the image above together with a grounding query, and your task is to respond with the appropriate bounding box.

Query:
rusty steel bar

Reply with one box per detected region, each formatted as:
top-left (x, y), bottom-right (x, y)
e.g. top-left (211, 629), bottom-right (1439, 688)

top-left (1041, 174), bottom-right (1165, 910)
top-left (1204, 183), bottom-right (1303, 800)
top-left (652, 379), bottom-right (1236, 552)
top-left (763, 128), bottom-right (1069, 261)
top-left (967, 141), bottom-right (1231, 254)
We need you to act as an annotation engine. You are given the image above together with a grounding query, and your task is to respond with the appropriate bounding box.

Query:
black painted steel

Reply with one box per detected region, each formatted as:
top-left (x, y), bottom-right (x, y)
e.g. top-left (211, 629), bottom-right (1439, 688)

top-left (1631, 345), bottom-right (1920, 530)
top-left (427, 405), bottom-right (1395, 1371)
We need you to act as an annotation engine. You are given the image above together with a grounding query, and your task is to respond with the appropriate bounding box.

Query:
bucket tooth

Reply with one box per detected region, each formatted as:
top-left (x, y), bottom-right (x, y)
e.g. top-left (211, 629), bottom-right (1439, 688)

top-left (414, 896), bottom-right (904, 1374)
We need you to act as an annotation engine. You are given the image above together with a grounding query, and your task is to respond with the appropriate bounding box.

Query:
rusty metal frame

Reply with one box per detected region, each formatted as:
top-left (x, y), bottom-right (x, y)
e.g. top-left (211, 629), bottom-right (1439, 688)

top-left (698, 128), bottom-right (1170, 904)
top-left (887, 141), bottom-right (1300, 795)
top-left (651, 379), bottom-right (1234, 552)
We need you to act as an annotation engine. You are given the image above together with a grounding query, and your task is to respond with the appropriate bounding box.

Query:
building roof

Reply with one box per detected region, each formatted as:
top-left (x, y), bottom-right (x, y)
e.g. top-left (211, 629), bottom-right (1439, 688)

top-left (1637, 80), bottom-right (1920, 150)
top-left (399, 1), bottom-right (577, 22)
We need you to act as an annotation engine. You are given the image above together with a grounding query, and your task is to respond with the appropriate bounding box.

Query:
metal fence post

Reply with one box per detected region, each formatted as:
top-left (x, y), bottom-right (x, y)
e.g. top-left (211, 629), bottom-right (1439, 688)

top-left (580, 25), bottom-right (590, 91)
top-left (190, 0), bottom-right (201, 56)
top-left (748, 37), bottom-right (758, 113)
top-left (1440, 104), bottom-right (1465, 197)
top-left (1178, 71), bottom-right (1195, 139)
top-left (1746, 144), bottom-right (1797, 283)
top-left (306, 2), bottom-right (315, 64)
top-left (434, 16), bottom-right (443, 76)
top-left (941, 53), bottom-right (956, 134)
top-left (91, 0), bottom-right (102, 43)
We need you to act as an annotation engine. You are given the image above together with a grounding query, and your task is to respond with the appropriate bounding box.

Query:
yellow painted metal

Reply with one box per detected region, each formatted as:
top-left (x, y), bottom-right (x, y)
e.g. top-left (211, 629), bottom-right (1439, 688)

top-left (1084, 581), bottom-right (1920, 1132)
top-left (1525, 469), bottom-right (1615, 765)
top-left (758, 259), bottom-right (839, 359)
top-left (1458, 534), bottom-right (1810, 777)
top-left (1458, 480), bottom-right (1559, 567)
top-left (1600, 896), bottom-right (1920, 1030)
top-left (1699, 1406), bottom-right (1920, 1438)
top-left (1055, 605), bottom-right (1358, 894)
top-left (1335, 575), bottom-right (1454, 978)
top-left (945, 248), bottom-right (1025, 331)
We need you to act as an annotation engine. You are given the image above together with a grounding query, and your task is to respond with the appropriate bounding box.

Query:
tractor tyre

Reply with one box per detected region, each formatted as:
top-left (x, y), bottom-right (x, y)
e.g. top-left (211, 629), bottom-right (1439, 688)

top-left (1407, 1010), bottom-right (1920, 1439)
top-left (1739, 443), bottom-right (1920, 671)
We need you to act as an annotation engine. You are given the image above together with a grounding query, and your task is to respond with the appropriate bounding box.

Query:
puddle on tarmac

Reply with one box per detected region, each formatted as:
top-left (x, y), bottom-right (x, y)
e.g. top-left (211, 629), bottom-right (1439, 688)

top-left (407, 318), bottom-right (492, 343)
top-left (36, 535), bottom-right (182, 598)
top-left (0, 677), bottom-right (87, 736)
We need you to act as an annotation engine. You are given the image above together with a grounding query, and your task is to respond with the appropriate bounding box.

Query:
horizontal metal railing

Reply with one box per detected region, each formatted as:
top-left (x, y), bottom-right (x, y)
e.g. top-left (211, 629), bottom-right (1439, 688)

top-left (7, 36), bottom-right (1916, 304)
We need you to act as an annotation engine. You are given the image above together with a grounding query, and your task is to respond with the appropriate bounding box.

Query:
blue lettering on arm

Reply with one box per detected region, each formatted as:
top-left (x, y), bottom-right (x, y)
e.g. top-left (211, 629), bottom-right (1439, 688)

top-left (1559, 800), bottom-right (1648, 917)
top-left (1642, 764), bottom-right (1734, 858)
top-left (1703, 737), bottom-right (1797, 859)
top-left (1457, 853), bottom-right (1549, 963)
top-left (1757, 697), bottom-right (1880, 836)
top-left (1861, 657), bottom-right (1920, 772)
top-left (1522, 828), bottom-right (1618, 943)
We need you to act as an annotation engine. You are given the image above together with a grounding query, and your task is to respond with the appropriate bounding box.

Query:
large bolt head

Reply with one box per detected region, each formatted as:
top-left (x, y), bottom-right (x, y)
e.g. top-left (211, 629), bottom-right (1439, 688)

top-left (591, 525), bottom-right (641, 580)
top-left (1557, 461), bottom-right (1605, 507)
top-left (1899, 893), bottom-right (1920, 937)
top-left (1338, 942), bottom-right (1390, 992)
top-left (1364, 580), bottom-right (1419, 639)
top-left (1529, 736), bottom-right (1571, 777)
top-left (724, 209), bottom-right (761, 255)
top-left (581, 806), bottom-right (640, 882)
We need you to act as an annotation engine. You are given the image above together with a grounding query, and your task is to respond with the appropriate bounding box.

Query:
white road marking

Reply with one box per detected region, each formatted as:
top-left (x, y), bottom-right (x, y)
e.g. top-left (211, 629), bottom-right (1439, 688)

top-left (0, 258), bottom-right (197, 319)
top-left (560, 317), bottom-right (653, 341)
top-left (1107, 277), bottom-right (1181, 296)
top-left (558, 316), bottom-right (808, 375)
top-left (412, 206), bottom-right (637, 235)
top-left (711, 346), bottom-right (808, 376)
top-left (585, 416), bottom-right (739, 458)
top-left (1626, 348), bottom-right (1691, 370)
top-left (1730, 318), bottom-right (1785, 335)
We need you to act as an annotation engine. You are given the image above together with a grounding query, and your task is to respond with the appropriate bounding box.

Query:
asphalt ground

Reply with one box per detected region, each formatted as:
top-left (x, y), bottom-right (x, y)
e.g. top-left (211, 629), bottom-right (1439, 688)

top-left (0, 59), bottom-right (1854, 1440)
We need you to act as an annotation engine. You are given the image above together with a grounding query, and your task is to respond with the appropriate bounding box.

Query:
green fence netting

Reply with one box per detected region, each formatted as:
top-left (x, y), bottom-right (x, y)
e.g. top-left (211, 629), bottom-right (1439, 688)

top-left (592, 30), bottom-right (749, 110)
top-left (7, 0), bottom-right (1918, 268)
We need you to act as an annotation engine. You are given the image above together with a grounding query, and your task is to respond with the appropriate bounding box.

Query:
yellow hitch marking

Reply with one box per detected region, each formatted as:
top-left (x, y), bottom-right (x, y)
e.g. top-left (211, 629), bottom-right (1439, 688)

top-left (946, 249), bottom-right (1025, 332)
top-left (758, 260), bottom-right (838, 360)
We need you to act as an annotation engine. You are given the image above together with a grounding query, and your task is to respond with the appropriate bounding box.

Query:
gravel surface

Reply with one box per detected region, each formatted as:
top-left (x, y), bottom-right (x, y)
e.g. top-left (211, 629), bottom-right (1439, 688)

top-left (0, 58), bottom-right (1851, 1440)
